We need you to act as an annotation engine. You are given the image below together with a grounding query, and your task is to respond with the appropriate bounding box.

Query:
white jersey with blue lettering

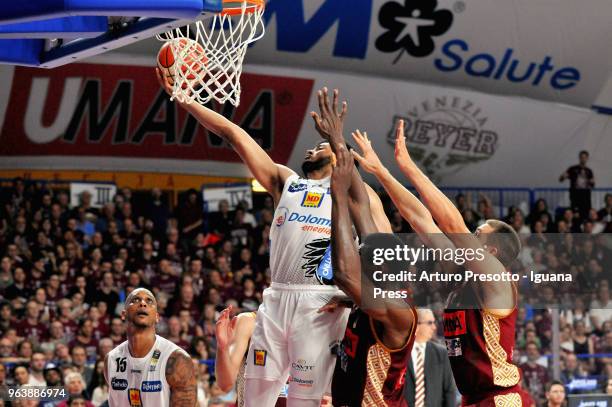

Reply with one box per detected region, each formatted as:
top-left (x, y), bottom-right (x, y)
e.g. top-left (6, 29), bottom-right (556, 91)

top-left (270, 174), bottom-right (333, 285)
top-left (107, 334), bottom-right (187, 407)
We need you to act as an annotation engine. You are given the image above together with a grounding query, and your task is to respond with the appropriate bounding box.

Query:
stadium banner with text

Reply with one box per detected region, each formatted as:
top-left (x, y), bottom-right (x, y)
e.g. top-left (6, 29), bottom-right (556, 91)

top-left (202, 184), bottom-right (253, 212)
top-left (0, 62), bottom-right (314, 178)
top-left (0, 61), bottom-right (611, 187)
top-left (70, 182), bottom-right (117, 208)
top-left (250, 0), bottom-right (612, 107)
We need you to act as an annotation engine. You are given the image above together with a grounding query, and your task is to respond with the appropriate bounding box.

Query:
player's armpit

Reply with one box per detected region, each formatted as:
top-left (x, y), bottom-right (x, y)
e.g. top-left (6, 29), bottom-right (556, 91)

top-left (166, 350), bottom-right (197, 407)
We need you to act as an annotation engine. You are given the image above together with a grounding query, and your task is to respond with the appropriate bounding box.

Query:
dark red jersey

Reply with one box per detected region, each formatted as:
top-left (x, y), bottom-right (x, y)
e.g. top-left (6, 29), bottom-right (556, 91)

top-left (332, 307), bottom-right (416, 407)
top-left (443, 282), bottom-right (524, 406)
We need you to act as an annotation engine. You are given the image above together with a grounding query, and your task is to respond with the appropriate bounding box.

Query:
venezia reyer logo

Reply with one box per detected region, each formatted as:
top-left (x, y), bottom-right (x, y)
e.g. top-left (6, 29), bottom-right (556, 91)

top-left (387, 96), bottom-right (498, 182)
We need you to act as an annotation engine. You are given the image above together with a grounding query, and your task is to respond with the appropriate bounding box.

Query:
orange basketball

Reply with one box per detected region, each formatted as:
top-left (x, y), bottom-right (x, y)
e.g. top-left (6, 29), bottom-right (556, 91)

top-left (157, 39), bottom-right (207, 89)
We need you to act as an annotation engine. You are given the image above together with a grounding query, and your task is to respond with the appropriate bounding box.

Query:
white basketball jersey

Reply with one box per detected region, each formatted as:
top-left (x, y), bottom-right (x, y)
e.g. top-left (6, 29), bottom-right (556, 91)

top-left (270, 174), bottom-right (333, 285)
top-left (107, 335), bottom-right (187, 407)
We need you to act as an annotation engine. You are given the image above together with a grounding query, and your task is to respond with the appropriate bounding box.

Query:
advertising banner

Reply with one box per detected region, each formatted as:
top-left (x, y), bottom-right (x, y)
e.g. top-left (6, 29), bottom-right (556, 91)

top-left (1, 60), bottom-right (611, 187)
top-left (70, 182), bottom-right (116, 208)
top-left (246, 0), bottom-right (612, 107)
top-left (202, 184), bottom-right (253, 212)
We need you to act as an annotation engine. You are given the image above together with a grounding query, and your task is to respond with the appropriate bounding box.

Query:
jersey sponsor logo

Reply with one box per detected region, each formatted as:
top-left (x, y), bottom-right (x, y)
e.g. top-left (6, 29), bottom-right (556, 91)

top-left (128, 388), bottom-right (142, 406)
top-left (288, 181), bottom-right (308, 193)
top-left (301, 191), bottom-right (324, 208)
top-left (446, 337), bottom-right (463, 357)
top-left (315, 244), bottom-right (333, 283)
top-left (443, 310), bottom-right (467, 336)
top-left (290, 376), bottom-right (314, 387)
top-left (288, 212), bottom-right (331, 227)
top-left (149, 350), bottom-right (161, 372)
top-left (254, 349), bottom-right (267, 366)
top-left (291, 359), bottom-right (314, 372)
top-left (141, 380), bottom-right (162, 392)
top-left (111, 377), bottom-right (128, 391)
top-left (275, 206), bottom-right (289, 227)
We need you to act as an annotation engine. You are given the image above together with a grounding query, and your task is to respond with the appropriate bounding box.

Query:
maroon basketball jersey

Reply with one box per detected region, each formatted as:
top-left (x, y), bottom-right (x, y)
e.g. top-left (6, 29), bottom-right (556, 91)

top-left (332, 307), bottom-right (416, 407)
top-left (443, 283), bottom-right (523, 405)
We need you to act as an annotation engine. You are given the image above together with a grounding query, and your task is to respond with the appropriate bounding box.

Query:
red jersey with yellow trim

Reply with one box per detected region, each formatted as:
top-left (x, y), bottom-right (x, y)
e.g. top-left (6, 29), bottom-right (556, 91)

top-left (443, 282), bottom-right (523, 406)
top-left (332, 307), bottom-right (416, 407)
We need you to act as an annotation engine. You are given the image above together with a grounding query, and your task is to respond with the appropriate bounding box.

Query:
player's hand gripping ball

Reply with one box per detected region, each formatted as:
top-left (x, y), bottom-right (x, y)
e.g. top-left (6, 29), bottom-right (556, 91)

top-left (157, 38), bottom-right (207, 90)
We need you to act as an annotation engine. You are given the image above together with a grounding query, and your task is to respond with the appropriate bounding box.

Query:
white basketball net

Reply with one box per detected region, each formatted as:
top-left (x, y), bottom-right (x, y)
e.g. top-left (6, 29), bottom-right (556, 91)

top-left (157, 1), bottom-right (265, 106)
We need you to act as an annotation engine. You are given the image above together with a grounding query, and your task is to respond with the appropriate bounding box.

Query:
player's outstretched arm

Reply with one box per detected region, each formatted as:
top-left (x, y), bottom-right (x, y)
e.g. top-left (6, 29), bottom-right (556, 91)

top-left (394, 129), bottom-right (469, 234)
top-left (330, 144), bottom-right (364, 305)
top-left (351, 124), bottom-right (445, 245)
top-left (394, 120), bottom-right (513, 313)
top-left (331, 146), bottom-right (414, 336)
top-left (311, 87), bottom-right (390, 233)
top-left (166, 350), bottom-right (197, 407)
top-left (215, 307), bottom-right (255, 392)
top-left (156, 69), bottom-right (294, 202)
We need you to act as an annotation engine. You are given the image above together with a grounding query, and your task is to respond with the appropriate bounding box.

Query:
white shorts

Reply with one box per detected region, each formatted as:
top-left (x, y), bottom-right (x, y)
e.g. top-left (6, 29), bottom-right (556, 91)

top-left (245, 282), bottom-right (350, 399)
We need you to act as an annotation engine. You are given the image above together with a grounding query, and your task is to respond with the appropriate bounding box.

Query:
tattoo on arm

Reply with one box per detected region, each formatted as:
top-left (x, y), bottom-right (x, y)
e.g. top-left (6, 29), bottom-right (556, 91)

top-left (166, 351), bottom-right (197, 407)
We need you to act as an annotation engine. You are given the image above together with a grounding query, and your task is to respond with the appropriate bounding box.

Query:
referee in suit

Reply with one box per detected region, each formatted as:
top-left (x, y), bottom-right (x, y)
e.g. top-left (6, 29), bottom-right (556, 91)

top-left (404, 308), bottom-right (457, 407)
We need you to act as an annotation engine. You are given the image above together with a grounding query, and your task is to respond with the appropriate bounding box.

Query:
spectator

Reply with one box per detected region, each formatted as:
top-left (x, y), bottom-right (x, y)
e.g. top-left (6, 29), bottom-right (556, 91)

top-left (58, 372), bottom-right (94, 407)
top-left (404, 308), bottom-right (456, 407)
top-left (28, 352), bottom-right (47, 386)
top-left (520, 342), bottom-right (549, 403)
top-left (97, 338), bottom-right (113, 359)
top-left (597, 194), bottom-right (612, 223)
top-left (88, 359), bottom-right (108, 406)
top-left (208, 200), bottom-right (233, 237)
top-left (43, 363), bottom-right (63, 386)
top-left (94, 273), bottom-right (120, 317)
top-left (559, 150), bottom-right (595, 220)
top-left (13, 364), bottom-right (30, 386)
top-left (16, 300), bottom-right (47, 345)
top-left (108, 317), bottom-right (125, 347)
top-left (177, 189), bottom-right (203, 243)
top-left (590, 285), bottom-right (612, 332)
top-left (560, 353), bottom-right (586, 385)
top-left (69, 345), bottom-right (93, 386)
top-left (543, 380), bottom-right (566, 407)
top-left (4, 267), bottom-right (31, 302)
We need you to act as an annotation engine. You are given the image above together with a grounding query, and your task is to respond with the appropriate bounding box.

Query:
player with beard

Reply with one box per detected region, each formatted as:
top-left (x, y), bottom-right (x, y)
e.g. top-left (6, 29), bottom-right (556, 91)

top-left (104, 288), bottom-right (196, 406)
top-left (351, 121), bottom-right (528, 406)
top-left (322, 116), bottom-right (416, 407)
top-left (158, 71), bottom-right (390, 407)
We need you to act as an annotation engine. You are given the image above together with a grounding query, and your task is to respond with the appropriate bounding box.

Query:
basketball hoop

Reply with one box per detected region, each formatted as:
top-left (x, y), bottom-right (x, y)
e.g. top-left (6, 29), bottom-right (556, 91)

top-left (157, 0), bottom-right (265, 106)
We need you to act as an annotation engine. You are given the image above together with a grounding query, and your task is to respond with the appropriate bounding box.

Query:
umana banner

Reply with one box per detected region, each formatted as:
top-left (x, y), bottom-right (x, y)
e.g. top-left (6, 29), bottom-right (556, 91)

top-left (0, 59), bottom-right (610, 187)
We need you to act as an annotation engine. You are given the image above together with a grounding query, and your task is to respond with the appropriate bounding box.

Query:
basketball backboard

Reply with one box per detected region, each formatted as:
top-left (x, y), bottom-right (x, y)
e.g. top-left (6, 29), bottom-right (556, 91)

top-left (0, 0), bottom-right (222, 68)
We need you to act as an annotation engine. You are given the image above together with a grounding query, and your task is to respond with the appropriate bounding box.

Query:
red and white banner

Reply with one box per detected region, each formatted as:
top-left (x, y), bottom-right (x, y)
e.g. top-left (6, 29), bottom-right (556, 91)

top-left (0, 63), bottom-right (313, 176)
top-left (1, 59), bottom-right (611, 187)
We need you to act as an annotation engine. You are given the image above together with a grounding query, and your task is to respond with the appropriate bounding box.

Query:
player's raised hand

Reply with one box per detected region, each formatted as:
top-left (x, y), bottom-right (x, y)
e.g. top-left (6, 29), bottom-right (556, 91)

top-left (394, 119), bottom-right (413, 165)
top-left (331, 144), bottom-right (353, 195)
top-left (350, 129), bottom-right (385, 175)
top-left (155, 67), bottom-right (173, 96)
top-left (317, 295), bottom-right (352, 313)
top-left (311, 87), bottom-right (348, 148)
top-left (215, 305), bottom-right (236, 351)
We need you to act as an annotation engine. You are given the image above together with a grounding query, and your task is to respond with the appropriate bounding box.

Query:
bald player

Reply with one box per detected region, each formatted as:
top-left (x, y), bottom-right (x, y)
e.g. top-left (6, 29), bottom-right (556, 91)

top-left (104, 288), bottom-right (197, 406)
